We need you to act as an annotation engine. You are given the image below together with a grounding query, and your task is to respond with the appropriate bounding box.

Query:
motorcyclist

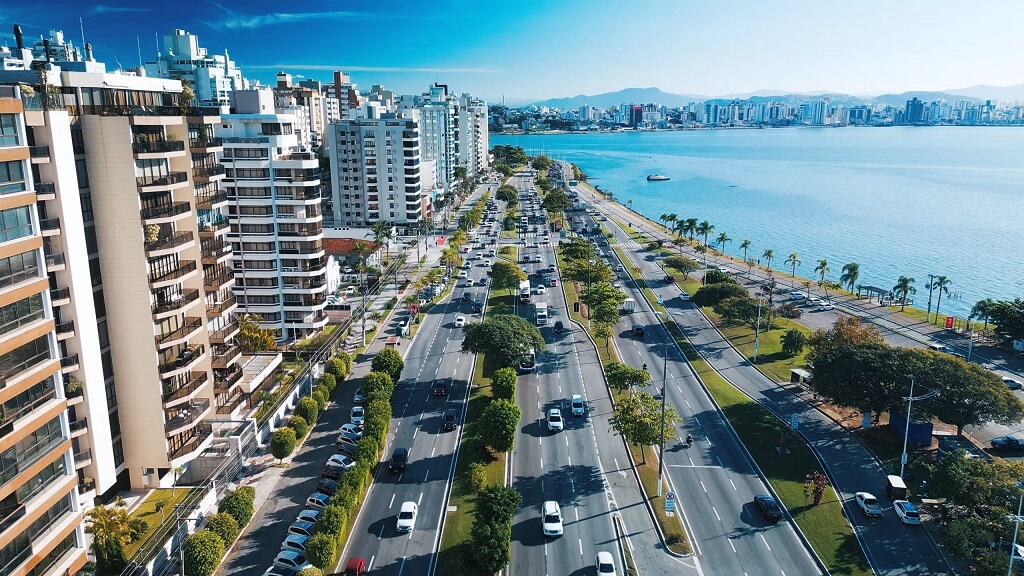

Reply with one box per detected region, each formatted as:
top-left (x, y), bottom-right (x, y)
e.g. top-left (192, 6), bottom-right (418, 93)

top-left (685, 434), bottom-right (693, 445)
top-left (642, 363), bottom-right (648, 371)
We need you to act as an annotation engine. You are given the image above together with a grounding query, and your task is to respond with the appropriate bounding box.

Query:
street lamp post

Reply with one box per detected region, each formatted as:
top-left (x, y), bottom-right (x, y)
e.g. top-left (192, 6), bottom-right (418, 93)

top-left (653, 311), bottom-right (673, 497)
top-left (925, 273), bottom-right (937, 323)
top-left (1008, 484), bottom-right (1024, 576)
top-left (900, 375), bottom-right (939, 479)
top-left (753, 296), bottom-right (764, 364)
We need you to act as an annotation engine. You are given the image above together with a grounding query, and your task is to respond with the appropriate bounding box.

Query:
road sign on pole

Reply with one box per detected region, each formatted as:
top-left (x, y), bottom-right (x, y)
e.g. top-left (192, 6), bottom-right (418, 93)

top-left (665, 491), bottom-right (676, 516)
top-left (790, 414), bottom-right (799, 430)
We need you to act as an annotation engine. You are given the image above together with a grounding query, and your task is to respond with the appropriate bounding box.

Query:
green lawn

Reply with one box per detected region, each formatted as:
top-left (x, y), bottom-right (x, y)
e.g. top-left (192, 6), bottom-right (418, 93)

top-left (124, 488), bottom-right (198, 559)
top-left (628, 443), bottom-right (691, 555)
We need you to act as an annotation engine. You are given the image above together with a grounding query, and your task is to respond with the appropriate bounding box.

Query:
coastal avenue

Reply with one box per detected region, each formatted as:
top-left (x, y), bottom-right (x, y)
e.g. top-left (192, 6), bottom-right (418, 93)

top-left (562, 174), bottom-right (823, 575)
top-left (570, 166), bottom-right (953, 575)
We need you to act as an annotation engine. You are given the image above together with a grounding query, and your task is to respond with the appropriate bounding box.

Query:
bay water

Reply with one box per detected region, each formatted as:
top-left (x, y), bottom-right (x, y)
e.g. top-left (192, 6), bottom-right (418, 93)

top-left (492, 127), bottom-right (1024, 318)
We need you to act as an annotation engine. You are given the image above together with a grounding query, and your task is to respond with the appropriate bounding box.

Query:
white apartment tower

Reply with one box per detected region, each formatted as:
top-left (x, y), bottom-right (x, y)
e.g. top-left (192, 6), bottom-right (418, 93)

top-left (221, 89), bottom-right (328, 341)
top-left (326, 108), bottom-right (427, 231)
top-left (145, 29), bottom-right (249, 107)
top-left (398, 84), bottom-right (456, 200)
top-left (455, 93), bottom-right (489, 180)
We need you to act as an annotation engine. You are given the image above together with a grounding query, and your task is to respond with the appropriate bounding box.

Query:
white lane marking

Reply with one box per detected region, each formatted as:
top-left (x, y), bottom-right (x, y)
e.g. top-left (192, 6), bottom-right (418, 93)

top-left (693, 416), bottom-right (701, 426)
top-left (713, 506), bottom-right (721, 522)
top-left (540, 457), bottom-right (543, 469)
top-left (578, 539), bottom-right (583, 556)
top-left (678, 385), bottom-right (684, 395)
top-left (389, 494), bottom-right (395, 508)
top-left (700, 480), bottom-right (707, 494)
top-left (565, 436), bottom-right (569, 446)
top-left (377, 523), bottom-right (385, 539)
top-left (716, 456), bottom-right (724, 467)
top-left (398, 556), bottom-right (406, 573)
top-left (418, 492), bottom-right (423, 505)
top-left (729, 539), bottom-right (737, 553)
top-left (413, 428), bottom-right (418, 440)
top-left (575, 508), bottom-right (579, 521)
top-left (729, 478), bottom-right (737, 491)
top-left (431, 446), bottom-right (436, 458)
top-left (424, 469), bottom-right (429, 482)
top-left (685, 399), bottom-right (692, 409)
top-left (368, 555), bottom-right (376, 571)
top-left (760, 533), bottom-right (772, 551)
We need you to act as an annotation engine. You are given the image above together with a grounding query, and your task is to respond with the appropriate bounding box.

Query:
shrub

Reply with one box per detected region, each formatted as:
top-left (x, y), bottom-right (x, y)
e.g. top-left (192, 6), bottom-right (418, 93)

top-left (313, 387), bottom-right (328, 412)
top-left (775, 303), bottom-right (803, 319)
top-left (204, 513), bottom-right (240, 549)
top-left (183, 530), bottom-right (224, 576)
top-left (315, 505), bottom-right (348, 538)
top-left (324, 358), bottom-right (341, 377)
top-left (691, 282), bottom-right (749, 308)
top-left (371, 348), bottom-right (404, 383)
top-left (236, 486), bottom-right (256, 503)
top-left (363, 372), bottom-right (394, 401)
top-left (330, 482), bottom-right (359, 512)
top-left (296, 397), bottom-right (319, 423)
top-left (468, 462), bottom-right (487, 492)
top-left (298, 568), bottom-right (323, 576)
top-left (287, 416), bottom-right (309, 439)
top-left (270, 427), bottom-right (297, 461)
top-left (305, 533), bottom-right (337, 570)
top-left (703, 269), bottom-right (736, 285)
top-left (480, 399), bottom-right (520, 452)
top-left (218, 490), bottom-right (255, 526)
top-left (491, 367), bottom-right (516, 400)
top-left (471, 518), bottom-right (511, 573)
top-left (475, 485), bottom-right (522, 524)
top-left (319, 373), bottom-right (337, 395)
top-left (354, 437), bottom-right (379, 465)
top-left (387, 296), bottom-right (398, 309)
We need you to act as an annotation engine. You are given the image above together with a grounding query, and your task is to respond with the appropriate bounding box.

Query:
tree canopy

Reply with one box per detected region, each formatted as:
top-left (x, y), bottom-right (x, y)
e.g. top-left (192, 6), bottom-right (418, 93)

top-left (691, 282), bottom-right (750, 308)
top-left (562, 257), bottom-right (614, 287)
top-left (462, 314), bottom-right (545, 368)
top-left (237, 314), bottom-right (277, 352)
top-left (605, 362), bottom-right (651, 393)
top-left (663, 255), bottom-right (700, 278)
top-left (559, 237), bottom-right (596, 261)
top-left (491, 145), bottom-right (529, 166)
top-left (541, 189), bottom-right (572, 214)
top-left (480, 398), bottom-right (521, 452)
top-left (609, 391), bottom-right (682, 463)
top-left (371, 348), bottom-right (404, 383)
top-left (489, 260), bottom-right (528, 294)
top-left (988, 298), bottom-right (1024, 341)
top-left (806, 316), bottom-right (884, 364)
top-left (531, 155), bottom-right (553, 171)
top-left (496, 184), bottom-right (517, 204)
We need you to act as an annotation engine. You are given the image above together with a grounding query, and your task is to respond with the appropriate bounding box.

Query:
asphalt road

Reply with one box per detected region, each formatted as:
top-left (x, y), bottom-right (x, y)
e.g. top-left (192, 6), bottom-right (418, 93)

top-left (507, 176), bottom-right (623, 576)
top-left (583, 188), bottom-right (954, 575)
top-left (574, 207), bottom-right (823, 576)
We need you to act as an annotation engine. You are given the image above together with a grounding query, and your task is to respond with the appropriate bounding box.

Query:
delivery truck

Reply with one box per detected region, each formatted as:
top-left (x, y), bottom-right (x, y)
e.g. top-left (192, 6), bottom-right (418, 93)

top-left (622, 298), bottom-right (636, 313)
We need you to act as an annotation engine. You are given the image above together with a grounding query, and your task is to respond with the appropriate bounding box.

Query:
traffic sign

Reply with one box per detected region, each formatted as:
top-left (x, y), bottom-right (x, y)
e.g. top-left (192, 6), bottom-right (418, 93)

top-left (790, 414), bottom-right (799, 430)
top-left (664, 492), bottom-right (676, 514)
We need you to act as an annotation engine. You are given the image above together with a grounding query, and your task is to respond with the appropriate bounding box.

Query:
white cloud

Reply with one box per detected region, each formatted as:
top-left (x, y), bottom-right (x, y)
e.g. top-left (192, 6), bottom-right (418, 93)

top-left (202, 3), bottom-right (387, 29)
top-left (246, 64), bottom-right (499, 74)
top-left (91, 5), bottom-right (152, 13)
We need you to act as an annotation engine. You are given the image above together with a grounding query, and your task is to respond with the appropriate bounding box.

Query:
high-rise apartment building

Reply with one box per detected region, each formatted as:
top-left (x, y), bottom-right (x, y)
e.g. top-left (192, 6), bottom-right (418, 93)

top-left (274, 73), bottom-right (324, 149)
top-left (326, 108), bottom-right (427, 231)
top-left (1, 28), bottom-right (240, 492)
top-left (145, 29), bottom-right (249, 107)
top-left (0, 83), bottom-right (88, 576)
top-left (455, 94), bottom-right (489, 180)
top-left (398, 84), bottom-right (456, 199)
top-left (221, 90), bottom-right (328, 341)
top-left (905, 97), bottom-right (925, 124)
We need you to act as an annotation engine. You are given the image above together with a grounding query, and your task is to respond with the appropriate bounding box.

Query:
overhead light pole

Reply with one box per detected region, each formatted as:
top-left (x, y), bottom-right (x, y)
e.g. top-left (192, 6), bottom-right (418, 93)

top-left (900, 375), bottom-right (939, 479)
top-left (1008, 483), bottom-right (1024, 576)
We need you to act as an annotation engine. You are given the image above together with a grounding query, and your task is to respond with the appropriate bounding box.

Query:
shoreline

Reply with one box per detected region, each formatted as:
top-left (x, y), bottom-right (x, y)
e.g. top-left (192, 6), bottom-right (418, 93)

top-left (493, 124), bottom-right (1022, 137)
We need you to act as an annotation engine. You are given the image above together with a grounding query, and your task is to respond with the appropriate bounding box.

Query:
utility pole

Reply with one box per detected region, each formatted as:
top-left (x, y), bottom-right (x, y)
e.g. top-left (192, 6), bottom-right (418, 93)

top-left (925, 273), bottom-right (937, 323)
top-left (900, 376), bottom-right (939, 479)
top-left (1008, 484), bottom-right (1024, 576)
top-left (753, 296), bottom-right (764, 364)
top-left (174, 503), bottom-right (201, 575)
top-left (657, 337), bottom-right (668, 497)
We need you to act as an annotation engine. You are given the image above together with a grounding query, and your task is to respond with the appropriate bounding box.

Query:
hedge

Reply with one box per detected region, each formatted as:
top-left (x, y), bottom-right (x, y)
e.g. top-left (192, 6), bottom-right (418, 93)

top-left (287, 415), bottom-right (309, 439)
top-left (315, 505), bottom-right (348, 537)
top-left (305, 533), bottom-right (337, 569)
top-left (204, 513), bottom-right (240, 549)
top-left (218, 488), bottom-right (255, 526)
top-left (296, 397), bottom-right (319, 423)
top-left (183, 530), bottom-right (224, 576)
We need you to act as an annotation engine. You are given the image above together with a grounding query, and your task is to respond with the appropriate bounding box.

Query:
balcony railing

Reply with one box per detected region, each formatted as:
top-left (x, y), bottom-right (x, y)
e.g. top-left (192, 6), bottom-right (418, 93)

top-left (60, 354), bottom-right (79, 369)
top-left (141, 201), bottom-right (191, 221)
top-left (193, 164), bottom-right (226, 179)
top-left (201, 239), bottom-right (231, 260)
top-left (132, 140), bottom-right (185, 154)
top-left (39, 218), bottom-right (60, 232)
top-left (165, 399), bottom-right (210, 434)
top-left (216, 390), bottom-right (245, 415)
top-left (189, 136), bottom-right (223, 149)
top-left (70, 418), bottom-right (87, 434)
top-left (55, 321), bottom-right (74, 336)
top-left (204, 270), bottom-right (234, 290)
top-left (209, 321), bottom-right (239, 343)
top-left (199, 218), bottom-right (229, 234)
top-left (136, 172), bottom-right (188, 189)
top-left (35, 182), bottom-right (55, 195)
top-left (158, 344), bottom-right (205, 374)
top-left (146, 230), bottom-right (194, 253)
top-left (206, 295), bottom-right (237, 315)
top-left (196, 190), bottom-right (228, 209)
top-left (152, 288), bottom-right (200, 315)
top-left (214, 365), bottom-right (242, 390)
top-left (155, 317), bottom-right (203, 346)
top-left (212, 344), bottom-right (241, 369)
top-left (277, 188), bottom-right (321, 200)
top-left (73, 449), bottom-right (92, 465)
top-left (149, 260), bottom-right (197, 286)
top-left (169, 421), bottom-right (213, 460)
top-left (50, 288), bottom-right (70, 304)
top-left (163, 372), bottom-right (209, 404)
top-left (45, 252), bottom-right (66, 269)
top-left (29, 145), bottom-right (50, 159)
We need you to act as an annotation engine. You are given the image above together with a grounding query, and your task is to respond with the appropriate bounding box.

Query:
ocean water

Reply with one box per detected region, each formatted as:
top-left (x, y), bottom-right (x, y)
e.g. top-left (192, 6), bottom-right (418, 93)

top-left (492, 127), bottom-right (1024, 318)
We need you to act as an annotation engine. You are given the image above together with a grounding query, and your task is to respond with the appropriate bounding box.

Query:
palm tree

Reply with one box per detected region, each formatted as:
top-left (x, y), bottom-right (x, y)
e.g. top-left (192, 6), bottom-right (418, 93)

top-left (784, 252), bottom-right (802, 288)
top-left (762, 249), bottom-right (775, 271)
top-left (672, 219), bottom-right (686, 242)
top-left (371, 220), bottom-right (394, 258)
top-left (683, 218), bottom-right (698, 242)
top-left (715, 232), bottom-right (731, 255)
top-left (933, 276), bottom-right (951, 321)
top-left (659, 213), bottom-right (670, 230)
top-left (665, 213), bottom-right (678, 236)
top-left (892, 276), bottom-right (916, 311)
top-left (814, 259), bottom-right (831, 298)
top-left (87, 500), bottom-right (148, 574)
top-left (971, 298), bottom-right (995, 331)
top-left (739, 239), bottom-right (751, 264)
top-left (697, 221), bottom-right (715, 249)
top-left (839, 263), bottom-right (859, 293)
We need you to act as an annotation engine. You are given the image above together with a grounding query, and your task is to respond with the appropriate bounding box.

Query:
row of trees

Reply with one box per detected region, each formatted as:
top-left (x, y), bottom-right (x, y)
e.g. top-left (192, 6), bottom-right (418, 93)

top-left (557, 237), bottom-right (624, 344)
top-left (180, 487), bottom-right (257, 576)
top-left (491, 145), bottom-right (528, 169)
top-left (458, 192), bottom-right (491, 232)
top-left (269, 355), bottom-right (353, 461)
top-left (806, 318), bottom-right (1022, 434)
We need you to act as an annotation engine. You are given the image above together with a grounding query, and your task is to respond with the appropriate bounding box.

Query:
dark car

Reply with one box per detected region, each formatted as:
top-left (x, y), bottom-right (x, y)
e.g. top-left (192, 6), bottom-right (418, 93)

top-left (442, 408), bottom-right (459, 431)
top-left (473, 299), bottom-right (484, 313)
top-left (754, 495), bottom-right (783, 523)
top-left (321, 465), bottom-right (345, 481)
top-left (462, 292), bottom-right (472, 302)
top-left (991, 435), bottom-right (1024, 450)
top-left (554, 320), bottom-right (565, 334)
top-left (317, 478), bottom-right (340, 496)
top-left (389, 447), bottom-right (409, 472)
top-left (433, 378), bottom-right (449, 397)
top-left (632, 324), bottom-right (646, 337)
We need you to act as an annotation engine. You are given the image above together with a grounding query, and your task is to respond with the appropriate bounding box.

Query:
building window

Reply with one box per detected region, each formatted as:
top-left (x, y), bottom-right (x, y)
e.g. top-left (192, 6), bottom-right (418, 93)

top-left (80, 190), bottom-right (93, 223)
top-left (0, 160), bottom-right (26, 195)
top-left (75, 158), bottom-right (89, 188)
top-left (0, 206), bottom-right (33, 244)
top-left (0, 293), bottom-right (46, 337)
top-left (0, 251), bottom-right (40, 289)
top-left (0, 115), bottom-right (19, 147)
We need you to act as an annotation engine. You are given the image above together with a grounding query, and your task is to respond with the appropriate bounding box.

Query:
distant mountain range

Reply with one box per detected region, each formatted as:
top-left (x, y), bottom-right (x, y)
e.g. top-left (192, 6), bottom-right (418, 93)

top-left (527, 84), bottom-right (1024, 109)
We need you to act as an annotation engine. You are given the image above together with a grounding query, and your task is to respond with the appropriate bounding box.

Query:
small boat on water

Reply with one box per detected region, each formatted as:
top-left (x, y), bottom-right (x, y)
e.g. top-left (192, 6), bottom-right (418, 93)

top-left (647, 174), bottom-right (670, 181)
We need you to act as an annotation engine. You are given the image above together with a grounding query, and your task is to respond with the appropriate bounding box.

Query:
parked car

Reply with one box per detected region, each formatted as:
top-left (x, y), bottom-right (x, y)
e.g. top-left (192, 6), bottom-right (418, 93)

top-left (338, 423), bottom-right (363, 439)
top-left (280, 534), bottom-right (309, 553)
top-left (571, 395), bottom-right (585, 416)
top-left (396, 501), bottom-right (418, 532)
top-left (1003, 377), bottom-right (1023, 390)
top-left (350, 406), bottom-right (365, 425)
top-left (817, 301), bottom-right (835, 311)
top-left (305, 493), bottom-right (331, 511)
top-left (854, 492), bottom-right (883, 517)
top-left (790, 291), bottom-right (807, 300)
top-left (296, 509), bottom-right (321, 524)
top-left (316, 478), bottom-right (339, 496)
top-left (389, 447), bottom-right (409, 472)
top-left (893, 500), bottom-right (921, 525)
top-left (991, 435), bottom-right (1024, 450)
top-left (288, 520), bottom-right (316, 538)
top-left (327, 454), bottom-right (357, 470)
top-left (542, 501), bottom-right (564, 537)
top-left (442, 408), bottom-right (459, 431)
top-left (273, 551), bottom-right (312, 572)
top-left (754, 495), bottom-right (783, 523)
top-left (547, 408), bottom-right (564, 432)
top-left (433, 378), bottom-right (449, 396)
top-left (321, 465), bottom-right (346, 481)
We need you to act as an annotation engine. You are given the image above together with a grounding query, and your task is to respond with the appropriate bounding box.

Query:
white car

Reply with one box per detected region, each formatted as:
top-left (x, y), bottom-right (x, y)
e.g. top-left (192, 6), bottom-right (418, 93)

top-left (338, 423), bottom-right (363, 438)
top-left (542, 501), bottom-right (564, 537)
top-left (596, 551), bottom-right (617, 575)
top-left (854, 492), bottom-right (883, 517)
top-left (327, 454), bottom-right (357, 470)
top-left (1004, 377), bottom-right (1024, 390)
top-left (280, 534), bottom-right (309, 552)
top-left (350, 406), bottom-right (365, 425)
top-left (458, 271), bottom-right (468, 278)
top-left (806, 297), bottom-right (823, 307)
top-left (305, 492), bottom-right (330, 511)
top-left (817, 301), bottom-right (836, 311)
top-left (345, 286), bottom-right (357, 295)
top-left (535, 286), bottom-right (546, 295)
top-left (547, 408), bottom-right (564, 432)
top-left (893, 500), bottom-right (921, 525)
top-left (790, 291), bottom-right (807, 300)
top-left (454, 316), bottom-right (466, 328)
top-left (571, 395), bottom-right (585, 416)
top-left (397, 501), bottom-right (418, 532)
top-left (484, 260), bottom-right (493, 267)
top-left (273, 551), bottom-right (312, 572)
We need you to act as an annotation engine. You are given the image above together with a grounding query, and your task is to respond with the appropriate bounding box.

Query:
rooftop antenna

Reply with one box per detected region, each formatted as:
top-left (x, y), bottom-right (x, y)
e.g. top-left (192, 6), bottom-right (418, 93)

top-left (136, 35), bottom-right (142, 68)
top-left (155, 32), bottom-right (160, 59)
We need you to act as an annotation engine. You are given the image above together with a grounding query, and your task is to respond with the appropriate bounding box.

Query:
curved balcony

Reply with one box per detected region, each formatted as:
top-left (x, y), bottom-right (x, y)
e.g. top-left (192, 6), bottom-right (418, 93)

top-left (145, 230), bottom-right (195, 256)
top-left (158, 344), bottom-right (205, 378)
top-left (211, 344), bottom-right (242, 370)
top-left (204, 269), bottom-right (235, 291)
top-left (151, 288), bottom-right (200, 318)
top-left (198, 218), bottom-right (229, 238)
top-left (164, 399), bottom-right (211, 437)
top-left (163, 371), bottom-right (209, 408)
top-left (136, 172), bottom-right (188, 192)
top-left (169, 422), bottom-right (213, 464)
top-left (189, 136), bottom-right (223, 152)
top-left (141, 201), bottom-right (192, 224)
top-left (196, 190), bottom-right (228, 210)
top-left (155, 317), bottom-right (203, 349)
top-left (209, 321), bottom-right (239, 344)
top-left (206, 295), bottom-right (237, 318)
top-left (149, 260), bottom-right (198, 289)
top-left (213, 365), bottom-right (243, 391)
top-left (201, 239), bottom-right (232, 265)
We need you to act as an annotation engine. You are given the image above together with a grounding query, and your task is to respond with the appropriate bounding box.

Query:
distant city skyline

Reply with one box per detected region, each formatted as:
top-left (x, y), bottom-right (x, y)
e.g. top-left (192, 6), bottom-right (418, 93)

top-left (2, 0), bottom-right (1023, 102)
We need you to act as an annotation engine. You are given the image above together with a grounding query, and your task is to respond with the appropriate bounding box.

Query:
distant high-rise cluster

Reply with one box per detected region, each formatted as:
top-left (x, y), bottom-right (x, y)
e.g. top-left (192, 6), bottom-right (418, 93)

top-left (0, 24), bottom-right (490, 573)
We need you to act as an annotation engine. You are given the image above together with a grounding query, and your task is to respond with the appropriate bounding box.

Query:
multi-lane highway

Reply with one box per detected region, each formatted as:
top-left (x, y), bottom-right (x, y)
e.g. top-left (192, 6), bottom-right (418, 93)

top-left (569, 200), bottom-right (824, 576)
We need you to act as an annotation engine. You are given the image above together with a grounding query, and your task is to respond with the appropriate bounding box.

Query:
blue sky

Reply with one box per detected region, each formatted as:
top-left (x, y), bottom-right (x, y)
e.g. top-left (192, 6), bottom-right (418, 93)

top-left (2, 0), bottom-right (1023, 103)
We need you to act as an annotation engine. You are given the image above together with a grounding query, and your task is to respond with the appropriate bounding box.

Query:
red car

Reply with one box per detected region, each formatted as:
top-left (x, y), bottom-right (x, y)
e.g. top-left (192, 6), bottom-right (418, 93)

top-left (343, 557), bottom-right (366, 575)
top-left (549, 279), bottom-right (558, 287)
